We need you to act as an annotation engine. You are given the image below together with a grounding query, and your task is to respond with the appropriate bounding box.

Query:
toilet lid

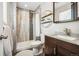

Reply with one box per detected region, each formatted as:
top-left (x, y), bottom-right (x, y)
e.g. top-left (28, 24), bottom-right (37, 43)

top-left (15, 50), bottom-right (33, 56)
top-left (16, 41), bottom-right (32, 52)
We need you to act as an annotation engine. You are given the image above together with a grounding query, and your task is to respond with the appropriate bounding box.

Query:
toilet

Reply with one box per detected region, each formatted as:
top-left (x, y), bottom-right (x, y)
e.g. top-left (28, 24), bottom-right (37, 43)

top-left (15, 41), bottom-right (34, 56)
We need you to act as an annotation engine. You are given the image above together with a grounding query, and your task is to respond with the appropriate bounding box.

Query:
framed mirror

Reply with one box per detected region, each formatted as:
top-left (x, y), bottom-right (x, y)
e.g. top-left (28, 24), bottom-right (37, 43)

top-left (76, 2), bottom-right (79, 20)
top-left (53, 2), bottom-right (78, 23)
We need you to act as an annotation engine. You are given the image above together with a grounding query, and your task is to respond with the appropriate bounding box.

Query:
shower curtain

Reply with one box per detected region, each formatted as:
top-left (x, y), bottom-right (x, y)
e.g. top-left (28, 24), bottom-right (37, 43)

top-left (16, 8), bottom-right (30, 42)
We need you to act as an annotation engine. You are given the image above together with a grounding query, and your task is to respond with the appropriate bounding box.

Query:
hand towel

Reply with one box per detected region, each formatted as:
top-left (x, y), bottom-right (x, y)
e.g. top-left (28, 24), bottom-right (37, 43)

top-left (2, 25), bottom-right (13, 56)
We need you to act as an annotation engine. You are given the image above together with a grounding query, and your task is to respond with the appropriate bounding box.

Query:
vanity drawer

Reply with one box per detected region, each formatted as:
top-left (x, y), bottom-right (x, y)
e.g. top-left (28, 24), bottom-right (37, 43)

top-left (57, 46), bottom-right (78, 56)
top-left (45, 36), bottom-right (56, 47)
top-left (57, 39), bottom-right (79, 55)
top-left (45, 36), bottom-right (57, 44)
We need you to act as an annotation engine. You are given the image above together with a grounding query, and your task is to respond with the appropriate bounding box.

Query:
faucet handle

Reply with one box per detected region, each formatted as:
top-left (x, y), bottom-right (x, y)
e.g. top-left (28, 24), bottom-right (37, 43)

top-left (64, 28), bottom-right (68, 33)
top-left (64, 28), bottom-right (71, 36)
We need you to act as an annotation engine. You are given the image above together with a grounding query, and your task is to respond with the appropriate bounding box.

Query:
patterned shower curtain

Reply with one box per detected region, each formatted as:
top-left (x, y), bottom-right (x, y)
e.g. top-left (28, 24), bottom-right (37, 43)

top-left (16, 8), bottom-right (30, 42)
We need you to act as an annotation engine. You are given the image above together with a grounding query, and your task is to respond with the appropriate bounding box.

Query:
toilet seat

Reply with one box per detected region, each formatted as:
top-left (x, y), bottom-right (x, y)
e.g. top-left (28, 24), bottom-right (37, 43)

top-left (15, 50), bottom-right (33, 56)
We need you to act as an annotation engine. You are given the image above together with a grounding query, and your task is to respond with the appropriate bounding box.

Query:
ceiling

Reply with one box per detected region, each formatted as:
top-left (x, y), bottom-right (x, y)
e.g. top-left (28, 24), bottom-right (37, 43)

top-left (17, 2), bottom-right (42, 11)
top-left (17, 2), bottom-right (71, 11)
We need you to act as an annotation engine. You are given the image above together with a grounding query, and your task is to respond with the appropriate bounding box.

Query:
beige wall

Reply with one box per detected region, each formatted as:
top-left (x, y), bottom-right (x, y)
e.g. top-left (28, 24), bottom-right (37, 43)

top-left (16, 8), bottom-right (30, 42)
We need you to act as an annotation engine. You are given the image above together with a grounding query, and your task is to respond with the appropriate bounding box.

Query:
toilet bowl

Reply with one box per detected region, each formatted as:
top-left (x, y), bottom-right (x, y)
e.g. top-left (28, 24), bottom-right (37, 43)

top-left (15, 50), bottom-right (33, 56)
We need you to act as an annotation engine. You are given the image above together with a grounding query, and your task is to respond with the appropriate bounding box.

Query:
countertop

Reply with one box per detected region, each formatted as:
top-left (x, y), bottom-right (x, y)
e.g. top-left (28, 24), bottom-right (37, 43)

top-left (45, 34), bottom-right (79, 46)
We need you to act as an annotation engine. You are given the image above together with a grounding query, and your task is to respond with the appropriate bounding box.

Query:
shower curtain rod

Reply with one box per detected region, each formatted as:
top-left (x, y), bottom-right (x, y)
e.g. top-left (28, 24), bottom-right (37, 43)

top-left (16, 7), bottom-right (35, 13)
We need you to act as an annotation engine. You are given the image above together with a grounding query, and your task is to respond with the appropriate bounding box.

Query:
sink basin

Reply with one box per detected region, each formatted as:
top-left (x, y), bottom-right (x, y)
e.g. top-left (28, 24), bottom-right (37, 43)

top-left (31, 41), bottom-right (43, 48)
top-left (56, 35), bottom-right (78, 41)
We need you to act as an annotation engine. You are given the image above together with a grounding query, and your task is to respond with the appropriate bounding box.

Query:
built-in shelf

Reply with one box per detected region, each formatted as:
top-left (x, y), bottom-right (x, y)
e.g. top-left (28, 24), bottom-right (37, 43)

top-left (41, 21), bottom-right (52, 24)
top-left (41, 12), bottom-right (53, 25)
top-left (41, 13), bottom-right (53, 19)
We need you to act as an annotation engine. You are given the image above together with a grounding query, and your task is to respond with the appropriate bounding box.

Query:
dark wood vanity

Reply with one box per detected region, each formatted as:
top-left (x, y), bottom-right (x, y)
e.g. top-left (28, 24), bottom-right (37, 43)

top-left (44, 35), bottom-right (79, 56)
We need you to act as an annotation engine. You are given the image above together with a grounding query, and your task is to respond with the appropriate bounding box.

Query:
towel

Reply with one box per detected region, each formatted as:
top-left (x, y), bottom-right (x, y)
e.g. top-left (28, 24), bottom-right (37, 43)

top-left (2, 25), bottom-right (13, 56)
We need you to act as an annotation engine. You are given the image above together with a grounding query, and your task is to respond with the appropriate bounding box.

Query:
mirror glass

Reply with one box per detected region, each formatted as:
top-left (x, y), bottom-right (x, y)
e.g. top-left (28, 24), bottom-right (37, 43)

top-left (77, 3), bottom-right (79, 17)
top-left (53, 2), bottom-right (76, 23)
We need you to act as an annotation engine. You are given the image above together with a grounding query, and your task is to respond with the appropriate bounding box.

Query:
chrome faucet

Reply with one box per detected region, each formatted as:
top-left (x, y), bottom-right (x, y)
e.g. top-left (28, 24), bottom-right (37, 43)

top-left (64, 28), bottom-right (71, 36)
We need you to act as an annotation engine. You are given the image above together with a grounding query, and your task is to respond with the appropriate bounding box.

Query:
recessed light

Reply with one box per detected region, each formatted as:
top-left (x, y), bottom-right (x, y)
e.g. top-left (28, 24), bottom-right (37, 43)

top-left (25, 4), bottom-right (27, 7)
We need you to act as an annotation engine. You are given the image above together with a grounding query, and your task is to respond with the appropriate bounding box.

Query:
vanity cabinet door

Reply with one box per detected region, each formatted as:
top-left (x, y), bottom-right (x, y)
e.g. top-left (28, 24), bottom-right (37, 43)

top-left (44, 44), bottom-right (54, 56)
top-left (57, 46), bottom-right (77, 56)
top-left (44, 42), bottom-right (56, 56)
top-left (45, 36), bottom-right (56, 56)
top-left (56, 38), bottom-right (79, 55)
